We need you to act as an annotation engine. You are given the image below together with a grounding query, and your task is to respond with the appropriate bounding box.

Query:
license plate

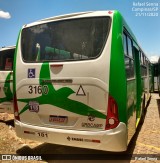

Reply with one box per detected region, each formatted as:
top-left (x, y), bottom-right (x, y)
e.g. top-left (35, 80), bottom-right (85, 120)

top-left (49, 115), bottom-right (68, 124)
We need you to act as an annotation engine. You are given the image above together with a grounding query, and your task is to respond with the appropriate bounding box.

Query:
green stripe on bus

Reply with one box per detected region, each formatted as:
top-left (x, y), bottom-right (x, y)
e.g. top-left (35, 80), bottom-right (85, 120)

top-left (0, 72), bottom-right (13, 103)
top-left (109, 11), bottom-right (127, 124)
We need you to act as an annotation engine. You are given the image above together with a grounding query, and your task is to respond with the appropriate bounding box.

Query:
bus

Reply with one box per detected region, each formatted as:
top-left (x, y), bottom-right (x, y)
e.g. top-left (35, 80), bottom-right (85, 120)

top-left (156, 58), bottom-right (160, 95)
top-left (0, 46), bottom-right (15, 114)
top-left (14, 11), bottom-right (152, 152)
top-left (152, 62), bottom-right (159, 92)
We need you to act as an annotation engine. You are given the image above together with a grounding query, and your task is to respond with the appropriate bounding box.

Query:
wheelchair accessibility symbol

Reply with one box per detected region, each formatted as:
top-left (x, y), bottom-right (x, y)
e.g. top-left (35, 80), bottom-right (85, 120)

top-left (28, 69), bottom-right (35, 78)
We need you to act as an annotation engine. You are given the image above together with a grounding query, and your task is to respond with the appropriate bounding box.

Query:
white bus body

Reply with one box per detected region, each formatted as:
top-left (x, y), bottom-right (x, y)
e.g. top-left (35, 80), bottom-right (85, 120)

top-left (0, 46), bottom-right (15, 113)
top-left (14, 11), bottom-right (127, 152)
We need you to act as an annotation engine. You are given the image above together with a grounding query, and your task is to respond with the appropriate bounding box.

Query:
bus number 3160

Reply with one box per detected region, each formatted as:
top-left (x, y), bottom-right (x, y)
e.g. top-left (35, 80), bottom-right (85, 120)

top-left (28, 85), bottom-right (49, 95)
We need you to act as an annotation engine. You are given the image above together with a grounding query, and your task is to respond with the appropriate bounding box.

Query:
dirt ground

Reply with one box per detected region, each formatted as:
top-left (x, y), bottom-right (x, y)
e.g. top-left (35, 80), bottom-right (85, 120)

top-left (0, 113), bottom-right (45, 163)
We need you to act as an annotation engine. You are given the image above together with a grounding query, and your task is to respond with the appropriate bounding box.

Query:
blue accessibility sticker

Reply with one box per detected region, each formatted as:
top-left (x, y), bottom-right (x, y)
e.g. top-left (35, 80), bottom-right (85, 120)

top-left (28, 68), bottom-right (35, 78)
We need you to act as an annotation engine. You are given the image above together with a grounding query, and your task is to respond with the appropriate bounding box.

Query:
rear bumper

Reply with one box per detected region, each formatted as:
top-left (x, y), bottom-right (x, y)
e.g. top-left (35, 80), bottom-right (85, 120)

top-left (15, 121), bottom-right (127, 152)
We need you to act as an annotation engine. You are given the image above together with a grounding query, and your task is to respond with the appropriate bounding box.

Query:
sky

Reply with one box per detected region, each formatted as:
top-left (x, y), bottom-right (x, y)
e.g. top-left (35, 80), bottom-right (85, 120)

top-left (0, 0), bottom-right (160, 61)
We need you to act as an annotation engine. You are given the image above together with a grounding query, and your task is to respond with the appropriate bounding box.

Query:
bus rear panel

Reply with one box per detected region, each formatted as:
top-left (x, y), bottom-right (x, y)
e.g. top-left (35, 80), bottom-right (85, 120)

top-left (14, 11), bottom-right (129, 152)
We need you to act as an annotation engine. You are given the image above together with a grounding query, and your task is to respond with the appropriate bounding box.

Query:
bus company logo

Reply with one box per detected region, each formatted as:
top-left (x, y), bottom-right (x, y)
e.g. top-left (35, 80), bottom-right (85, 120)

top-left (71, 137), bottom-right (83, 142)
top-left (88, 115), bottom-right (95, 121)
top-left (28, 68), bottom-right (35, 78)
top-left (67, 136), bottom-right (83, 142)
top-left (67, 136), bottom-right (101, 143)
top-left (29, 101), bottom-right (39, 113)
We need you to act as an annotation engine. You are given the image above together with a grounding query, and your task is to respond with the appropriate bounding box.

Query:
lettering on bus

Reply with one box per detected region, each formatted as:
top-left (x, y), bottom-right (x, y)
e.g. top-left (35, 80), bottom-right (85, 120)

top-left (36, 132), bottom-right (48, 138)
top-left (29, 101), bottom-right (39, 113)
top-left (67, 136), bottom-right (101, 143)
top-left (28, 85), bottom-right (49, 95)
top-left (81, 122), bottom-right (103, 129)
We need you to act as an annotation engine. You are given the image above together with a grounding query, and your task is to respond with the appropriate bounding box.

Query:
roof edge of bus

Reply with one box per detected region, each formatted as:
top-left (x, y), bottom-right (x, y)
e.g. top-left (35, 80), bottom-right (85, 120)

top-left (38, 11), bottom-right (95, 22)
top-left (0, 45), bottom-right (16, 51)
top-left (22, 10), bottom-right (116, 28)
top-left (37, 10), bottom-right (117, 22)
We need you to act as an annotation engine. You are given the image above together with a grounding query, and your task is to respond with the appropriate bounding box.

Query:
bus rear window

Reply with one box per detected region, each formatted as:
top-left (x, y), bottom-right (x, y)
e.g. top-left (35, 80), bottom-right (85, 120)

top-left (21, 17), bottom-right (111, 62)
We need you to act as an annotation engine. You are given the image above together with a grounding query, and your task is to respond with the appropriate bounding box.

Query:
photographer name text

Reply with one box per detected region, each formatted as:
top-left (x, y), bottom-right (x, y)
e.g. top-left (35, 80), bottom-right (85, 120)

top-left (132, 1), bottom-right (159, 16)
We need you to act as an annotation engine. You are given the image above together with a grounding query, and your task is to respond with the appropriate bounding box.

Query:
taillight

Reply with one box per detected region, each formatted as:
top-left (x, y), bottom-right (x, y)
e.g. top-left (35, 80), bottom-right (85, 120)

top-left (105, 96), bottom-right (119, 130)
top-left (13, 94), bottom-right (20, 121)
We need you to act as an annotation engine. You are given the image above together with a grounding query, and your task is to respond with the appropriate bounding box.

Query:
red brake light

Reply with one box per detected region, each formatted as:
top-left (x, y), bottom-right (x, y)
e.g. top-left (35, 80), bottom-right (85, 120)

top-left (13, 94), bottom-right (20, 121)
top-left (105, 96), bottom-right (119, 130)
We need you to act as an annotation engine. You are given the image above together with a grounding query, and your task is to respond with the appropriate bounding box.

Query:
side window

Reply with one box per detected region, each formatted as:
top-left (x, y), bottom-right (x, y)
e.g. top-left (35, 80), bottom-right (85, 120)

top-left (125, 57), bottom-right (134, 79)
top-left (123, 34), bottom-right (127, 56)
top-left (140, 52), bottom-right (147, 77)
top-left (149, 64), bottom-right (151, 76)
top-left (123, 31), bottom-right (134, 79)
top-left (5, 58), bottom-right (13, 70)
top-left (141, 52), bottom-right (144, 64)
top-left (127, 37), bottom-right (133, 58)
top-left (154, 64), bottom-right (158, 77)
top-left (143, 55), bottom-right (146, 66)
top-left (0, 49), bottom-right (14, 71)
